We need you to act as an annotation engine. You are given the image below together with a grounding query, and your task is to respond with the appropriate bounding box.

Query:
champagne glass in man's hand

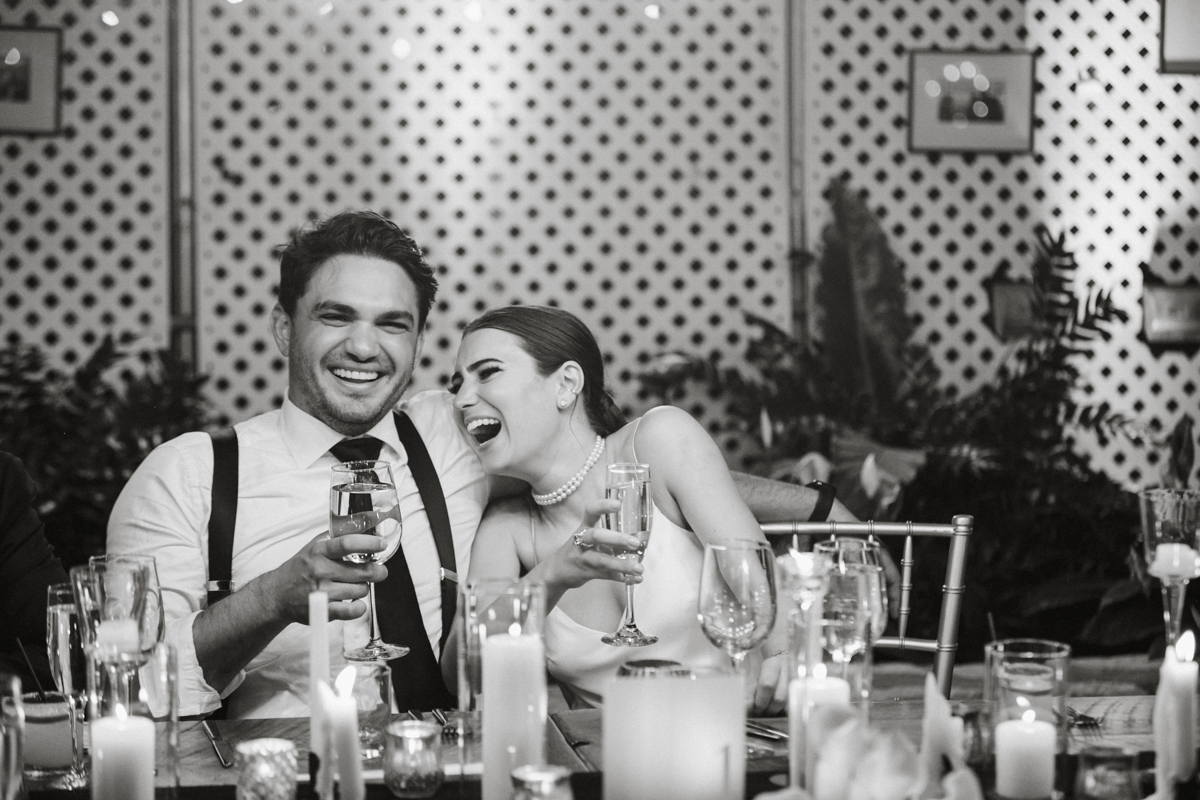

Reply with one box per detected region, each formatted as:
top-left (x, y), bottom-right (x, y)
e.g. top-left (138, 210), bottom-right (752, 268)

top-left (330, 460), bottom-right (407, 662)
top-left (600, 463), bottom-right (657, 647)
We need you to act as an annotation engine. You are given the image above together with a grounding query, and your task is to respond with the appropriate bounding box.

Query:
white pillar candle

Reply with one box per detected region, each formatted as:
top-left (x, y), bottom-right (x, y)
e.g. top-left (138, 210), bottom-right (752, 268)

top-left (329, 667), bottom-right (364, 800)
top-left (95, 619), bottom-right (140, 651)
top-left (603, 670), bottom-right (745, 800)
top-left (994, 711), bottom-right (1056, 799)
top-left (309, 593), bottom-right (330, 754)
top-left (1158, 631), bottom-right (1198, 783)
top-left (787, 676), bottom-right (854, 790)
top-left (482, 634), bottom-right (547, 800)
top-left (90, 711), bottom-right (155, 800)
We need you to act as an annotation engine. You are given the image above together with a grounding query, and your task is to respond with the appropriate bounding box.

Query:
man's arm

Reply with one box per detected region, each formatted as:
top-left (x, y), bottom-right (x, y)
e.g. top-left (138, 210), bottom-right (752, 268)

top-left (730, 471), bottom-right (858, 523)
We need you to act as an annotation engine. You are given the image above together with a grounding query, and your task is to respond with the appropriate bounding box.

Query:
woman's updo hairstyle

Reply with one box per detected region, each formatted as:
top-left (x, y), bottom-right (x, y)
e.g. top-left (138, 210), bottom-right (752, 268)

top-left (463, 305), bottom-right (627, 436)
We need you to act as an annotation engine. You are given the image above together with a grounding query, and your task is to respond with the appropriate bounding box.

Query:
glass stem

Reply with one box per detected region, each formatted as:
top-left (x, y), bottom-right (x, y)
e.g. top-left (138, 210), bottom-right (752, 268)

top-left (366, 582), bottom-right (383, 647)
top-left (624, 581), bottom-right (638, 630)
top-left (1163, 579), bottom-right (1188, 646)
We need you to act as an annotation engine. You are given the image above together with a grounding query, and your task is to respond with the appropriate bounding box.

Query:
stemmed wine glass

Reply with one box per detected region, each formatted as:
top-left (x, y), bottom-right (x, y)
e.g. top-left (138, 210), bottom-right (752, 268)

top-left (823, 562), bottom-right (879, 682)
top-left (89, 553), bottom-right (165, 655)
top-left (698, 540), bottom-right (778, 672)
top-left (331, 460), bottom-right (407, 661)
top-left (1139, 488), bottom-right (1200, 646)
top-left (600, 463), bottom-right (657, 647)
top-left (814, 539), bottom-right (888, 641)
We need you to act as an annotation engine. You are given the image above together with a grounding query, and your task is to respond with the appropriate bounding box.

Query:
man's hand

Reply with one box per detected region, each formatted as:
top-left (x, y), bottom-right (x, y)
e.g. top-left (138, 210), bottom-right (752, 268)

top-left (193, 530), bottom-right (387, 694)
top-left (262, 532), bottom-right (388, 624)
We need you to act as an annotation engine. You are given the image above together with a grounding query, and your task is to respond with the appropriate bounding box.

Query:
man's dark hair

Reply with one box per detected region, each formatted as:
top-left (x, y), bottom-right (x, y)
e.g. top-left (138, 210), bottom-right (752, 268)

top-left (273, 211), bottom-right (439, 325)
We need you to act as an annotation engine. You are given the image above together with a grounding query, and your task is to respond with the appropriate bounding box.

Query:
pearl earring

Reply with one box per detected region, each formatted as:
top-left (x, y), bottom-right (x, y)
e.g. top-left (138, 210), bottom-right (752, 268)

top-left (558, 398), bottom-right (569, 409)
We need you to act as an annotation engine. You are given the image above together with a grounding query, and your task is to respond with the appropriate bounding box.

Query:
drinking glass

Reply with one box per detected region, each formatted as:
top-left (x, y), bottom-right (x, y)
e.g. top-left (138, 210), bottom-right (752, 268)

top-left (331, 662), bottom-right (392, 762)
top-left (1074, 746), bottom-right (1139, 800)
top-left (814, 539), bottom-right (888, 639)
top-left (1139, 488), bottom-right (1200, 646)
top-left (0, 674), bottom-right (22, 800)
top-left (698, 540), bottom-right (778, 671)
top-left (384, 721), bottom-right (443, 799)
top-left (823, 563), bottom-right (877, 668)
top-left (777, 550), bottom-right (831, 790)
top-left (21, 690), bottom-right (84, 790)
top-left (89, 554), bottom-right (165, 653)
top-left (45, 584), bottom-right (86, 704)
top-left (597, 463), bottom-right (655, 647)
top-left (330, 460), bottom-right (407, 662)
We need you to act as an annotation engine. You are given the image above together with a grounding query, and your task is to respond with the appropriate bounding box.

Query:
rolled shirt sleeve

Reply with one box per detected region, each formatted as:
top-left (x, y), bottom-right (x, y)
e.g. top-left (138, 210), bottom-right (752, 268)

top-left (106, 433), bottom-right (241, 717)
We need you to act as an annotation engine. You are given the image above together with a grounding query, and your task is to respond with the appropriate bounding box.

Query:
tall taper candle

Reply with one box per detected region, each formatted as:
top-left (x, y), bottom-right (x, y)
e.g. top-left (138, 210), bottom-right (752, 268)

top-left (309, 590), bottom-right (331, 800)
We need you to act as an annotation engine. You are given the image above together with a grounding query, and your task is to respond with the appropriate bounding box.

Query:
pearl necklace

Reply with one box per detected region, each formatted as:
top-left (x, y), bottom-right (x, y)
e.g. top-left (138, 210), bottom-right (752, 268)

top-left (531, 435), bottom-right (606, 507)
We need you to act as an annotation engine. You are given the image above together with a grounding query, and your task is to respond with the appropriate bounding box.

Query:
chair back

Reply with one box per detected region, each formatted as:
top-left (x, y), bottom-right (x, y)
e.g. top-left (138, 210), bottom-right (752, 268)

top-left (761, 515), bottom-right (972, 697)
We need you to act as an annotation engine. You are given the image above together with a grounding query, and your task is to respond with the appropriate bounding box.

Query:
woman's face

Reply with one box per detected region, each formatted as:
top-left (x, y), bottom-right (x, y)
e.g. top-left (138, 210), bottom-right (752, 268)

top-left (451, 327), bottom-right (560, 479)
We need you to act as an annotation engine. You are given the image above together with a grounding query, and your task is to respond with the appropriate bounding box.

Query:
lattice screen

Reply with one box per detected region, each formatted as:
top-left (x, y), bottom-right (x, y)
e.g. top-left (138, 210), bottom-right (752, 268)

top-left (802, 0), bottom-right (1200, 487)
top-left (0, 0), bottom-right (171, 364)
top-left (1, 0), bottom-right (1197, 489)
top-left (192, 0), bottom-right (792, 418)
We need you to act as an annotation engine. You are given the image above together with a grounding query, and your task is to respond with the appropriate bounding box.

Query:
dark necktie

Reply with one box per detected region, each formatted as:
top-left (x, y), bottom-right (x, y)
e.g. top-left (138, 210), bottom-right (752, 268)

top-left (329, 436), bottom-right (384, 464)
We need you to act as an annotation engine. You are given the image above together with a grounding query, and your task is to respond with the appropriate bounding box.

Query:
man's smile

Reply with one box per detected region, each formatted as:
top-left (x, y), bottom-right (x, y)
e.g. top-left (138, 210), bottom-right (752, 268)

top-left (332, 367), bottom-right (383, 383)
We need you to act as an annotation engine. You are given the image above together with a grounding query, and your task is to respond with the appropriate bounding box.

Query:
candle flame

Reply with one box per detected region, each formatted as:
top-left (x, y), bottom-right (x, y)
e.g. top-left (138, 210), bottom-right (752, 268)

top-left (508, 622), bottom-right (521, 636)
top-left (1178, 630), bottom-right (1196, 662)
top-left (334, 665), bottom-right (356, 697)
top-left (812, 663), bottom-right (827, 679)
top-left (1022, 709), bottom-right (1036, 724)
top-left (114, 703), bottom-right (128, 721)
top-left (1015, 696), bottom-right (1030, 708)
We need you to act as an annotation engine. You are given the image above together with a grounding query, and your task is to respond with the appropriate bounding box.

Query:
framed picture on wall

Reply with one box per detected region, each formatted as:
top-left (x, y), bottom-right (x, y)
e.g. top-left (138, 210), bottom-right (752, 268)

top-left (1161, 0), bottom-right (1200, 73)
top-left (1143, 285), bottom-right (1200, 344)
top-left (908, 49), bottom-right (1035, 154)
top-left (0, 27), bottom-right (62, 135)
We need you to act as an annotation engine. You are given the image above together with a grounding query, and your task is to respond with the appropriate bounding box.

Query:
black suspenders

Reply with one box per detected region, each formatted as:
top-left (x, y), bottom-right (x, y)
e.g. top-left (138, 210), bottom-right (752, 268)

top-left (205, 412), bottom-right (458, 650)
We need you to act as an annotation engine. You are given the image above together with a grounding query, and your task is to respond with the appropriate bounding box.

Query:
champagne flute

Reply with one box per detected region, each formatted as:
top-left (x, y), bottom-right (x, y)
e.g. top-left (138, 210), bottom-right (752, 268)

top-left (823, 562), bottom-right (877, 679)
top-left (600, 463), bottom-right (657, 647)
top-left (331, 460), bottom-right (408, 661)
top-left (698, 540), bottom-right (778, 671)
top-left (814, 539), bottom-right (888, 640)
top-left (46, 583), bottom-right (86, 709)
top-left (1140, 488), bottom-right (1200, 646)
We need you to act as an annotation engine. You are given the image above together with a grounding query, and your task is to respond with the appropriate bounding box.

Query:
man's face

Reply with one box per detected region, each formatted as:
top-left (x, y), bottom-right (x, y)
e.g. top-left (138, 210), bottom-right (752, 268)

top-left (271, 254), bottom-right (424, 436)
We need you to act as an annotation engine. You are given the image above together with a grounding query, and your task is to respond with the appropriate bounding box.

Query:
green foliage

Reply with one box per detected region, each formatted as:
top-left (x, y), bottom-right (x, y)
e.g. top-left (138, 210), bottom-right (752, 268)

top-left (640, 184), bottom-right (1152, 658)
top-left (0, 336), bottom-right (215, 568)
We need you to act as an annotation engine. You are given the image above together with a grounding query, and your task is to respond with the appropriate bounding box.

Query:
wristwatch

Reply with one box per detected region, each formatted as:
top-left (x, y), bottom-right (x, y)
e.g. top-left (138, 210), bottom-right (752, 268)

top-left (805, 480), bottom-right (836, 523)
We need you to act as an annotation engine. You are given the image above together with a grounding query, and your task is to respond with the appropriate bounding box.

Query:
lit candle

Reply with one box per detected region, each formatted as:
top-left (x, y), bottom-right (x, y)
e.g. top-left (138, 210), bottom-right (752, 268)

top-left (90, 707), bottom-right (155, 800)
top-left (994, 710), bottom-right (1055, 799)
top-left (95, 619), bottom-right (140, 651)
top-left (1156, 630), bottom-right (1198, 784)
top-left (1150, 543), bottom-right (1200, 581)
top-left (787, 667), bottom-right (853, 789)
top-left (328, 666), bottom-right (364, 800)
top-left (309, 590), bottom-right (332, 800)
top-left (482, 634), bottom-right (546, 800)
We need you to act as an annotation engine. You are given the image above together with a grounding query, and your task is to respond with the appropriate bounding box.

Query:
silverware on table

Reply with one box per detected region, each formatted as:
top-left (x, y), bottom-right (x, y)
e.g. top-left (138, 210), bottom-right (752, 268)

top-left (745, 720), bottom-right (788, 741)
top-left (201, 719), bottom-right (235, 768)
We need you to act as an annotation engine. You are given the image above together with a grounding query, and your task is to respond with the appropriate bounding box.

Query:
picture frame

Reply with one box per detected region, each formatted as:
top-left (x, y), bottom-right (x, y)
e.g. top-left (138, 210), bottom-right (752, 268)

top-left (908, 49), bottom-right (1035, 154)
top-left (0, 27), bottom-right (62, 135)
top-left (1143, 285), bottom-right (1200, 345)
top-left (1161, 0), bottom-right (1200, 74)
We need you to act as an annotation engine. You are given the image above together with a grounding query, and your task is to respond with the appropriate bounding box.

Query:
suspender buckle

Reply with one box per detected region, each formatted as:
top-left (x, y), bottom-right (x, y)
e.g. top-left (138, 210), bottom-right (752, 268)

top-left (205, 580), bottom-right (238, 593)
top-left (439, 568), bottom-right (458, 583)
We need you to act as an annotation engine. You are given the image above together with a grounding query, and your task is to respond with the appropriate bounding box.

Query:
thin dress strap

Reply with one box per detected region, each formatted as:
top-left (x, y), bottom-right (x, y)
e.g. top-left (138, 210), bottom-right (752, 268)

top-left (528, 495), bottom-right (539, 564)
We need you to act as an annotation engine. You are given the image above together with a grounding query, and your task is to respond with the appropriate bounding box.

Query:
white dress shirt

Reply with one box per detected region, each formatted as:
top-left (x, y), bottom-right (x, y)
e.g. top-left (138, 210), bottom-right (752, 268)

top-left (106, 390), bottom-right (488, 718)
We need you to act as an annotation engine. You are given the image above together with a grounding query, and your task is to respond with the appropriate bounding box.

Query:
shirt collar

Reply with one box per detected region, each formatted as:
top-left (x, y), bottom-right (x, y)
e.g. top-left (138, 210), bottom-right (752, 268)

top-left (279, 393), bottom-right (407, 469)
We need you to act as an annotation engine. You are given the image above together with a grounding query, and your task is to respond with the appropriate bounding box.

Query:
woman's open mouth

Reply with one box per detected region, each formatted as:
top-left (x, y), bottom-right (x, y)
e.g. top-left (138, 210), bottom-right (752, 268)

top-left (466, 417), bottom-right (501, 444)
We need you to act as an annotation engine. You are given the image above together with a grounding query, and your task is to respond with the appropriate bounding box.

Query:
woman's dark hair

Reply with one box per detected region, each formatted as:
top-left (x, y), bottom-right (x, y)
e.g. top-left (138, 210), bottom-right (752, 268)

top-left (273, 211), bottom-right (438, 326)
top-left (464, 305), bottom-right (627, 436)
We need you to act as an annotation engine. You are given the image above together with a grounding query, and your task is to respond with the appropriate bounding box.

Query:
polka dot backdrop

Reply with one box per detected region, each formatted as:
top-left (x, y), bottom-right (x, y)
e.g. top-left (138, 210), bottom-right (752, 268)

top-left (191, 0), bottom-right (792, 417)
top-left (0, 0), bottom-right (171, 365)
top-left (801, 0), bottom-right (1200, 488)
top-left (1, 0), bottom-right (1196, 489)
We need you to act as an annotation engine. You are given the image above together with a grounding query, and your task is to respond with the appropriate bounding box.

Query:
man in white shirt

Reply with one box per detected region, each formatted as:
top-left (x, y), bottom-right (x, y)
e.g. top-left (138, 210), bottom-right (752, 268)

top-left (108, 210), bottom-right (853, 719)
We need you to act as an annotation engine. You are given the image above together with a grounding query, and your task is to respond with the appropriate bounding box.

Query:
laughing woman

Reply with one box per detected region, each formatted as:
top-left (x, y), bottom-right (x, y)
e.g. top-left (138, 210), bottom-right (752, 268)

top-left (450, 305), bottom-right (789, 712)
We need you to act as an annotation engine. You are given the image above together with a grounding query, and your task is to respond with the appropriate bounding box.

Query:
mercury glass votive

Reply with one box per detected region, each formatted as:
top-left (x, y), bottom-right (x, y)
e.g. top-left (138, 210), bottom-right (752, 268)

top-left (235, 738), bottom-right (297, 800)
top-left (384, 720), bottom-right (443, 799)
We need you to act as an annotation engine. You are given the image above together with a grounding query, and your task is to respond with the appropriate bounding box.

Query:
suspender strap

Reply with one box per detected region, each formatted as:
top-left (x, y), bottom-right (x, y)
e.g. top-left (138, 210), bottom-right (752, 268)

top-left (207, 427), bottom-right (239, 608)
top-left (392, 411), bottom-right (458, 653)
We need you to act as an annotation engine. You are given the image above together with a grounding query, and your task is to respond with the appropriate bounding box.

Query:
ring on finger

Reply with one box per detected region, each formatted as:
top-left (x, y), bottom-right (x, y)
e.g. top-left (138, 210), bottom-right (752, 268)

top-left (573, 530), bottom-right (589, 549)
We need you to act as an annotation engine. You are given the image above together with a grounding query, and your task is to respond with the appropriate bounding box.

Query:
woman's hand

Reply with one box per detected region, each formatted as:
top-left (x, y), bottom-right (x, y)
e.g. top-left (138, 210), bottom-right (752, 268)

top-left (747, 649), bottom-right (790, 716)
top-left (542, 498), bottom-right (645, 592)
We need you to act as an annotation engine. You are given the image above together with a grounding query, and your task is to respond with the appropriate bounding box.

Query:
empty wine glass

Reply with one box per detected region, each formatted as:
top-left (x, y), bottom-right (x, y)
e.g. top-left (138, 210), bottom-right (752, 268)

top-left (823, 563), bottom-right (877, 669)
top-left (331, 460), bottom-right (407, 661)
top-left (698, 540), bottom-right (778, 672)
top-left (600, 463), bottom-right (656, 647)
top-left (89, 553), bottom-right (165, 654)
top-left (1139, 488), bottom-right (1200, 646)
